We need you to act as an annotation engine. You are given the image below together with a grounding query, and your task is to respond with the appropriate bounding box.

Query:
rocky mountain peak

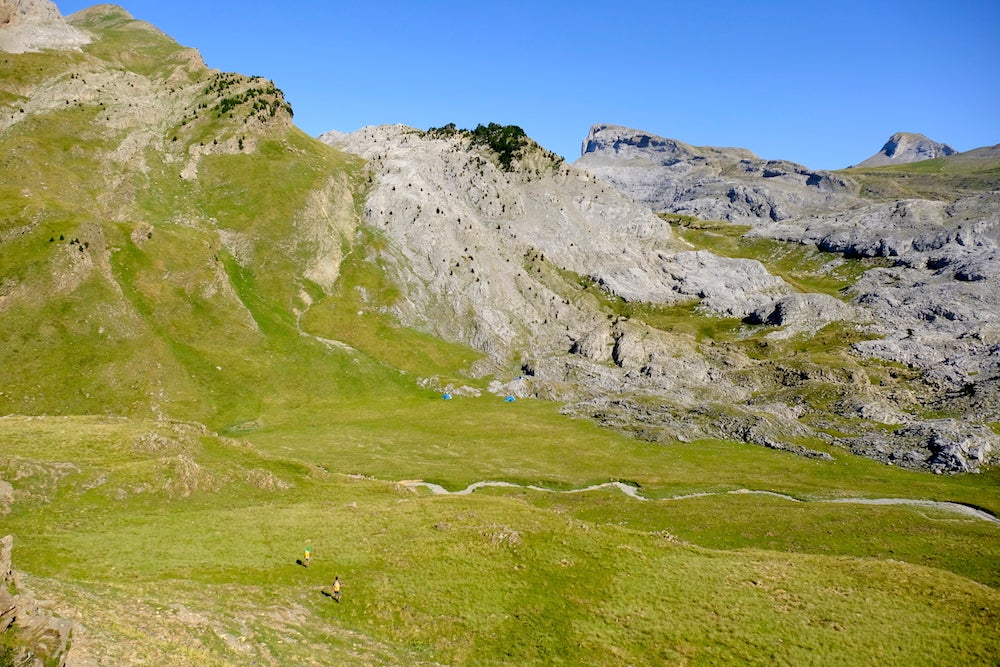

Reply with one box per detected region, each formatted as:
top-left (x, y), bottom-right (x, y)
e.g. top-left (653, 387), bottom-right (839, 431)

top-left (0, 0), bottom-right (60, 26)
top-left (853, 131), bottom-right (957, 168)
top-left (580, 123), bottom-right (756, 163)
top-left (0, 0), bottom-right (88, 52)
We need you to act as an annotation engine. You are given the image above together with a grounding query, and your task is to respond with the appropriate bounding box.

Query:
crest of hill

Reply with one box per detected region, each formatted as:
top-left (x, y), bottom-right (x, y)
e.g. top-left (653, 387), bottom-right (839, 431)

top-left (853, 131), bottom-right (957, 168)
top-left (580, 122), bottom-right (756, 164)
top-left (575, 123), bottom-right (855, 225)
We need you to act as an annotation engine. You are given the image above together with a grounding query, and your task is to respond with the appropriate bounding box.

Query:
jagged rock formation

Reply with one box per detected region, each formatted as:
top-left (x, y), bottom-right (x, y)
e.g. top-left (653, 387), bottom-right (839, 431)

top-left (0, 0), bottom-right (88, 53)
top-left (322, 125), bottom-right (794, 358)
top-left (853, 132), bottom-right (957, 168)
top-left (322, 124), bottom-right (999, 472)
top-left (576, 123), bottom-right (858, 225)
top-left (572, 123), bottom-right (1000, 472)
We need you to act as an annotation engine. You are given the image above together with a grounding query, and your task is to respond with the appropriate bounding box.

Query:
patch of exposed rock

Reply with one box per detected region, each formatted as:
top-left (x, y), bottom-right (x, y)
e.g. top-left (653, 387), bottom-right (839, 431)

top-left (1, 534), bottom-right (74, 666)
top-left (747, 293), bottom-right (855, 330)
top-left (323, 125), bottom-right (828, 449)
top-left (847, 421), bottom-right (995, 474)
top-left (320, 123), bottom-right (1000, 472)
top-left (760, 192), bottom-right (1000, 391)
top-left (323, 125), bottom-right (795, 354)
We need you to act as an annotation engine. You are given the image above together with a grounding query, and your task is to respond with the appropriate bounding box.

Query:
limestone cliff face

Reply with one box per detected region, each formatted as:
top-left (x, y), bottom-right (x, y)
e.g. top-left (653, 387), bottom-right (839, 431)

top-left (323, 125), bottom-right (793, 364)
top-left (854, 132), bottom-right (957, 168)
top-left (0, 0), bottom-right (60, 26)
top-left (569, 123), bottom-right (1000, 472)
top-left (323, 124), bottom-right (999, 472)
top-left (576, 124), bottom-right (857, 225)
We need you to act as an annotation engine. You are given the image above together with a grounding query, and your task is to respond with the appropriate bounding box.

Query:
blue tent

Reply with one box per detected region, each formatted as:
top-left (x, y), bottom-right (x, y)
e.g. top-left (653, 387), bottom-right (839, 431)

top-left (442, 393), bottom-right (452, 400)
top-left (504, 395), bottom-right (516, 402)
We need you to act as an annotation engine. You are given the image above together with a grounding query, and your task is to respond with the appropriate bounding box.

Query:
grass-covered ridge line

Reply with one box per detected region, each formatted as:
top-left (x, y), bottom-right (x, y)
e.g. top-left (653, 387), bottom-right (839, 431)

top-left (842, 150), bottom-right (1000, 201)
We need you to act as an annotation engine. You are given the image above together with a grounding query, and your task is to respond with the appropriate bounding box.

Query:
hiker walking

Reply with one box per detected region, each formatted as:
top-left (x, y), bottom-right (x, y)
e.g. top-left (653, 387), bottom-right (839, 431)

top-left (303, 546), bottom-right (312, 567)
top-left (332, 576), bottom-right (341, 602)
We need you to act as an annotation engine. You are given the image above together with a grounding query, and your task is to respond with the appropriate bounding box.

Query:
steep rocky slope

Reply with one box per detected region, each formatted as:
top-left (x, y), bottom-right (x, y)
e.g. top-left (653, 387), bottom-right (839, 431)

top-left (576, 123), bottom-right (859, 225)
top-left (574, 123), bottom-right (1000, 471)
top-left (2, 4), bottom-right (995, 478)
top-left (324, 125), bottom-right (998, 473)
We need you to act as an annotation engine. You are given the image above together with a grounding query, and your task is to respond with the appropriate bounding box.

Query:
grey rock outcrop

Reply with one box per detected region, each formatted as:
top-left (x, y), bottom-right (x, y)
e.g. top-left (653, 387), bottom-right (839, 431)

top-left (0, 0), bottom-right (88, 53)
top-left (323, 125), bottom-right (794, 344)
top-left (748, 293), bottom-right (854, 329)
top-left (571, 123), bottom-right (1000, 472)
top-left (1, 534), bottom-right (74, 666)
top-left (576, 124), bottom-right (858, 226)
top-left (853, 132), bottom-right (957, 168)
top-left (321, 122), bottom-right (999, 473)
top-left (0, 0), bottom-right (59, 25)
top-left (848, 421), bottom-right (996, 474)
top-left (322, 125), bottom-right (822, 450)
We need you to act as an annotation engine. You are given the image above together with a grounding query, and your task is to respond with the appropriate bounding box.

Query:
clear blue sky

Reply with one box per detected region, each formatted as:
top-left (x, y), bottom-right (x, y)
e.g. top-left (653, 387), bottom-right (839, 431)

top-left (56, 0), bottom-right (999, 169)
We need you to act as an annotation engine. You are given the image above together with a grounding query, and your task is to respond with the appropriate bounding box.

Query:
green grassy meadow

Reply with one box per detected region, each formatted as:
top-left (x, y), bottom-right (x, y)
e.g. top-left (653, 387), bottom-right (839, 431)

top-left (2, 413), bottom-right (998, 665)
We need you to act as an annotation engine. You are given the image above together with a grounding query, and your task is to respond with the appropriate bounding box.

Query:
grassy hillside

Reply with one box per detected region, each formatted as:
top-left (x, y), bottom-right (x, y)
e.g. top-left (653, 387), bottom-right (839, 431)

top-left (843, 149), bottom-right (1000, 201)
top-left (3, 415), bottom-right (999, 665)
top-left (0, 6), bottom-right (997, 665)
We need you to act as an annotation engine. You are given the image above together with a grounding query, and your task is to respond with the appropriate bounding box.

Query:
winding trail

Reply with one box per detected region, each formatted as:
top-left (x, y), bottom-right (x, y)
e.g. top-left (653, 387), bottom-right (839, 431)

top-left (396, 480), bottom-right (1000, 525)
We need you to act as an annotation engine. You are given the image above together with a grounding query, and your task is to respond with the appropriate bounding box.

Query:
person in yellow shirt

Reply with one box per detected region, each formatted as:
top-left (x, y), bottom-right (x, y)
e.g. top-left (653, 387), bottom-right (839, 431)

top-left (303, 546), bottom-right (312, 567)
top-left (332, 576), bottom-right (341, 602)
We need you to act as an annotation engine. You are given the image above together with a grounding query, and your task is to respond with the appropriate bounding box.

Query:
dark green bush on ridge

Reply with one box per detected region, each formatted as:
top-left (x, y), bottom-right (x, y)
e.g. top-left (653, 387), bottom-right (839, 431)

top-left (427, 122), bottom-right (529, 171)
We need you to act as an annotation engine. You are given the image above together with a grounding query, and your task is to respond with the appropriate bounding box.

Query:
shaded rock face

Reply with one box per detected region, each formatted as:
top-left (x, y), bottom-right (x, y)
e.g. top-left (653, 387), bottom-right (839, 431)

top-left (853, 132), bottom-right (957, 168)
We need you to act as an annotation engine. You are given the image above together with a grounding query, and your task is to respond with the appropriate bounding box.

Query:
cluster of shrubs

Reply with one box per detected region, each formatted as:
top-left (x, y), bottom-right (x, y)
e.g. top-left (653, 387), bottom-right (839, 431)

top-left (427, 122), bottom-right (530, 171)
top-left (48, 235), bottom-right (89, 251)
top-left (201, 73), bottom-right (294, 119)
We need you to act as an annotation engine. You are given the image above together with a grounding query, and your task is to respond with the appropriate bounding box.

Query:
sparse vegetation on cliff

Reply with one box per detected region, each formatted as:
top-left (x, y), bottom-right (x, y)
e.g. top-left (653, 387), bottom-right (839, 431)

top-left (427, 122), bottom-right (563, 171)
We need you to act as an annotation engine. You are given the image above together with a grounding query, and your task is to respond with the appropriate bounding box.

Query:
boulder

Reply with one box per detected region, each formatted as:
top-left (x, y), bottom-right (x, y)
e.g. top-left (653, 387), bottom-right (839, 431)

top-left (747, 293), bottom-right (853, 328)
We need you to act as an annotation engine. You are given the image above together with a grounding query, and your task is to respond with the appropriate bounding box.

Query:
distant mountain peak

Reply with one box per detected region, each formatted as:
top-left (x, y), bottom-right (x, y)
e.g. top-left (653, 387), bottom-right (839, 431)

top-left (854, 132), bottom-right (956, 168)
top-left (580, 124), bottom-right (757, 163)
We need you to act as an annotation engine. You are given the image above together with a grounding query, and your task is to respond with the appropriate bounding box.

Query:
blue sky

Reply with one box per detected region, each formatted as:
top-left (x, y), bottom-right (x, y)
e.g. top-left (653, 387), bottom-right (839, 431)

top-left (55, 0), bottom-right (999, 169)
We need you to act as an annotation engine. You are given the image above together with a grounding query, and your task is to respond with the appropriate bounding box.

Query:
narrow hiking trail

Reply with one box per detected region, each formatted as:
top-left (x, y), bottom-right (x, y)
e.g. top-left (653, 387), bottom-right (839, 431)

top-left (394, 479), bottom-right (1000, 525)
